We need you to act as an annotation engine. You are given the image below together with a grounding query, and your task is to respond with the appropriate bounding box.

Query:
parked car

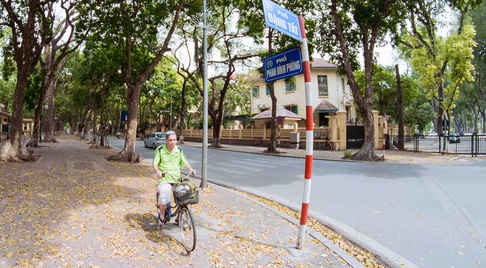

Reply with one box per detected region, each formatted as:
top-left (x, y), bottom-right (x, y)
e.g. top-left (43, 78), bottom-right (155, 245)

top-left (448, 133), bottom-right (461, 143)
top-left (144, 132), bottom-right (166, 148)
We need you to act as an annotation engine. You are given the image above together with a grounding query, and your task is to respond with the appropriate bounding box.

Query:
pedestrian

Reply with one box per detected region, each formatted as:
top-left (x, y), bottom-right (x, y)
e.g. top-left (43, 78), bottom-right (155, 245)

top-left (152, 130), bottom-right (196, 226)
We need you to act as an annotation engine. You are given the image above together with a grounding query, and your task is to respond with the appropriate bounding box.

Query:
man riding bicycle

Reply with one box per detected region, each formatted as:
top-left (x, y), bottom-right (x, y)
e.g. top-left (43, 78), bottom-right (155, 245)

top-left (152, 130), bottom-right (196, 226)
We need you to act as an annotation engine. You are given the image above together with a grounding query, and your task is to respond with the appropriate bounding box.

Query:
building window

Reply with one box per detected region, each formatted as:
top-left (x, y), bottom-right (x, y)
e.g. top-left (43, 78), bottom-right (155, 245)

top-left (285, 77), bottom-right (296, 92)
top-left (341, 78), bottom-right (345, 93)
top-left (252, 86), bottom-right (260, 98)
top-left (285, 105), bottom-right (298, 115)
top-left (266, 85), bottom-right (270, 96)
top-left (318, 75), bottom-right (328, 96)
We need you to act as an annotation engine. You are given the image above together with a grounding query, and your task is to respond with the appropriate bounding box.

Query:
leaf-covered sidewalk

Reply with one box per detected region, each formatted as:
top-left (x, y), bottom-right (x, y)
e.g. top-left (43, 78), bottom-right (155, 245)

top-left (0, 134), bottom-right (349, 267)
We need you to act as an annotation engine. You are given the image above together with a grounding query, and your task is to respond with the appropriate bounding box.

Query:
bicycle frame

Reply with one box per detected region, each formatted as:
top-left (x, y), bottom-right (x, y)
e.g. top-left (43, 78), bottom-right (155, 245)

top-left (156, 172), bottom-right (197, 252)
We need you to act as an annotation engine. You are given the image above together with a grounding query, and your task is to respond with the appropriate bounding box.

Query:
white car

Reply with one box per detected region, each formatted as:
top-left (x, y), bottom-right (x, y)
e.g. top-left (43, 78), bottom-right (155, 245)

top-left (144, 132), bottom-right (166, 149)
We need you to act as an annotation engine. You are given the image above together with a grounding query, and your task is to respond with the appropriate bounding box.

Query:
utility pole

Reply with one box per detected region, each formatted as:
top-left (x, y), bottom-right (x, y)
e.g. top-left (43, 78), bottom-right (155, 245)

top-left (201, 0), bottom-right (209, 188)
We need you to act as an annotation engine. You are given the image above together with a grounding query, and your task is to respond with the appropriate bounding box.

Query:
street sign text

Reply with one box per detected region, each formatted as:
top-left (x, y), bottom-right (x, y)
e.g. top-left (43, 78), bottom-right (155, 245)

top-left (262, 0), bottom-right (302, 41)
top-left (264, 47), bottom-right (303, 83)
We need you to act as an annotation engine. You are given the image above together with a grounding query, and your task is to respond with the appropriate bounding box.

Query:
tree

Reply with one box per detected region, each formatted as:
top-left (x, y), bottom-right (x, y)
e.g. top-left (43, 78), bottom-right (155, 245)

top-left (356, 64), bottom-right (434, 142)
top-left (142, 57), bottom-right (184, 136)
top-left (189, 1), bottom-right (263, 148)
top-left (452, 82), bottom-right (481, 133)
top-left (0, 0), bottom-right (53, 162)
top-left (316, 0), bottom-right (405, 161)
top-left (0, 30), bottom-right (15, 110)
top-left (78, 0), bottom-right (190, 163)
top-left (239, 0), bottom-right (317, 154)
top-left (471, 1), bottom-right (486, 133)
top-left (32, 0), bottom-right (83, 146)
top-left (222, 72), bottom-right (254, 128)
top-left (170, 40), bottom-right (200, 144)
top-left (0, 63), bottom-right (15, 112)
top-left (397, 0), bottom-right (480, 138)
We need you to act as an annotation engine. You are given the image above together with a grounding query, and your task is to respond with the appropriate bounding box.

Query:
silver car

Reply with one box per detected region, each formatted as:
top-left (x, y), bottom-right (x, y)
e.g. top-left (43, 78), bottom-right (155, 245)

top-left (144, 132), bottom-right (166, 149)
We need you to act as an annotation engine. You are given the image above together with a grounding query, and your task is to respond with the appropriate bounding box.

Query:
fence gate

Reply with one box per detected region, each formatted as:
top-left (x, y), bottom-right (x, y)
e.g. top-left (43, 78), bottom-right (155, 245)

top-left (346, 126), bottom-right (365, 149)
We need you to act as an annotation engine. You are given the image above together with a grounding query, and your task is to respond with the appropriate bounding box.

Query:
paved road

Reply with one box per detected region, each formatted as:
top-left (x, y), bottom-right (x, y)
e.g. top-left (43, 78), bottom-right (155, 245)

top-left (109, 137), bottom-right (486, 268)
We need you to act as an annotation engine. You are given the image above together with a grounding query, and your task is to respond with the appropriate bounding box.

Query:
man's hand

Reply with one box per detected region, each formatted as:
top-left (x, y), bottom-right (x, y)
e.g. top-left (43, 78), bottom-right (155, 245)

top-left (189, 168), bottom-right (196, 176)
top-left (155, 169), bottom-right (163, 178)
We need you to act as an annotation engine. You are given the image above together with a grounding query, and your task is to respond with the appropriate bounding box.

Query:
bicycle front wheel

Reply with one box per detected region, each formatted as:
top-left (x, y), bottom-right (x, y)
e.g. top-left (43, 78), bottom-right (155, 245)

top-left (178, 206), bottom-right (196, 252)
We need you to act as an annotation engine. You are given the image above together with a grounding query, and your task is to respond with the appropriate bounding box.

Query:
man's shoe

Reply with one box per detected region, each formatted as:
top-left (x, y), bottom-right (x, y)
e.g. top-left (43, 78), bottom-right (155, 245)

top-left (156, 213), bottom-right (165, 228)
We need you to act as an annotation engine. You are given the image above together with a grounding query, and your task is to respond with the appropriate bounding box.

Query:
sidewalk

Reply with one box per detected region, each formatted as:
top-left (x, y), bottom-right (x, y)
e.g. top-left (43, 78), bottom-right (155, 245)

top-left (0, 135), bottom-right (355, 267)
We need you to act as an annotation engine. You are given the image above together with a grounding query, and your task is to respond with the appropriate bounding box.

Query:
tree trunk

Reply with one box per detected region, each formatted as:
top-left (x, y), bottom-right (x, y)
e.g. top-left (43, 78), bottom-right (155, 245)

top-left (108, 82), bottom-right (142, 163)
top-left (81, 109), bottom-right (92, 140)
top-left (266, 82), bottom-right (278, 153)
top-left (350, 110), bottom-right (381, 161)
top-left (480, 110), bottom-right (485, 134)
top-left (124, 83), bottom-right (141, 162)
top-left (26, 103), bottom-right (42, 147)
top-left (178, 79), bottom-right (189, 144)
top-left (211, 121), bottom-right (222, 148)
top-left (0, 73), bottom-right (34, 162)
top-left (330, 0), bottom-right (382, 161)
top-left (41, 67), bottom-right (63, 143)
top-left (396, 65), bottom-right (404, 150)
top-left (90, 110), bottom-right (98, 144)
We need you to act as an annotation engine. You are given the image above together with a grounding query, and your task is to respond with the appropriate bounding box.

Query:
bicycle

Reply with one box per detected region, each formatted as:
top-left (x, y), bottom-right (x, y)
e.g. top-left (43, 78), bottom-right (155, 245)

top-left (156, 172), bottom-right (198, 252)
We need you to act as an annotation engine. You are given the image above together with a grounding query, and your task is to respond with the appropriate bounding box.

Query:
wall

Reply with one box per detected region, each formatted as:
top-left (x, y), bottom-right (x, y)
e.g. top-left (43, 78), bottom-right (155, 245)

top-left (181, 110), bottom-right (385, 151)
top-left (251, 60), bottom-right (356, 123)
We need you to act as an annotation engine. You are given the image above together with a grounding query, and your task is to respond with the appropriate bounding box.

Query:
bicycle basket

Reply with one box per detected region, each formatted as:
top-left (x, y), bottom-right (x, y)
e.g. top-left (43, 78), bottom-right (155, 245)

top-left (174, 180), bottom-right (199, 205)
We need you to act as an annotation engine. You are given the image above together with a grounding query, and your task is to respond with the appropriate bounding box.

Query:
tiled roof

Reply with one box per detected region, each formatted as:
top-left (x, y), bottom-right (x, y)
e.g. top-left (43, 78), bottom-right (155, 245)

top-left (311, 58), bottom-right (337, 69)
top-left (314, 100), bottom-right (338, 113)
top-left (251, 108), bottom-right (302, 120)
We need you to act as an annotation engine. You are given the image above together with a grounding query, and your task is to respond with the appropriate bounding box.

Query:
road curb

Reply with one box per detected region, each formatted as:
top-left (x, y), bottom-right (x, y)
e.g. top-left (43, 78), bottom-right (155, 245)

top-left (205, 179), bottom-right (365, 268)
top-left (207, 177), bottom-right (419, 268)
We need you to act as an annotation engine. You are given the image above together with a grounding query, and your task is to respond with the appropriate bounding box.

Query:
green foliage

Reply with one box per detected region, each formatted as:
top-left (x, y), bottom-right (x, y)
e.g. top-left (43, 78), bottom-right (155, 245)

top-left (395, 0), bottom-right (481, 135)
top-left (452, 81), bottom-right (479, 131)
top-left (450, 0), bottom-right (484, 10)
top-left (400, 23), bottom-right (476, 111)
top-left (0, 67), bottom-right (15, 112)
top-left (23, 67), bottom-right (42, 111)
top-left (343, 150), bottom-right (353, 159)
top-left (355, 64), bottom-right (434, 132)
top-left (77, 0), bottom-right (175, 47)
top-left (1, 23), bottom-right (14, 81)
top-left (142, 57), bottom-right (183, 128)
top-left (316, 0), bottom-right (407, 74)
top-left (223, 73), bottom-right (254, 127)
top-left (468, 0), bottom-right (486, 132)
top-left (238, 0), bottom-right (317, 57)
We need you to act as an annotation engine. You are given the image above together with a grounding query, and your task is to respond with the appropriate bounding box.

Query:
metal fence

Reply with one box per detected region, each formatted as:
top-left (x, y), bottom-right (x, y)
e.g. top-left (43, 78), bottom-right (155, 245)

top-left (408, 133), bottom-right (486, 156)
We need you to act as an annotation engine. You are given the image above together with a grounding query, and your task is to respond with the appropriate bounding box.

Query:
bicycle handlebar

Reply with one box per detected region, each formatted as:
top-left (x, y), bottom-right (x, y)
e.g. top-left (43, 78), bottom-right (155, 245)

top-left (161, 172), bottom-right (193, 183)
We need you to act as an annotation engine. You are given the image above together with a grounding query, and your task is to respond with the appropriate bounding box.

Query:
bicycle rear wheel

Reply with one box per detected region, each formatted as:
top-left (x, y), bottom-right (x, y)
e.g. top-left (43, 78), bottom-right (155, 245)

top-left (178, 206), bottom-right (196, 252)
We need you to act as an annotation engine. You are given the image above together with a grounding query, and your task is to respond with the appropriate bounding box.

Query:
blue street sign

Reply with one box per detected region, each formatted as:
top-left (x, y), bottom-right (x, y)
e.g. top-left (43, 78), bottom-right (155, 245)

top-left (120, 110), bottom-right (128, 122)
top-left (262, 0), bottom-right (302, 41)
top-left (264, 47), bottom-right (303, 83)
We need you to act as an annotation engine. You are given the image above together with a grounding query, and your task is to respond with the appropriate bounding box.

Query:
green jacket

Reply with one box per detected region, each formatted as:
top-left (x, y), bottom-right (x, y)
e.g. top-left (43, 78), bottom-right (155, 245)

top-left (153, 145), bottom-right (188, 183)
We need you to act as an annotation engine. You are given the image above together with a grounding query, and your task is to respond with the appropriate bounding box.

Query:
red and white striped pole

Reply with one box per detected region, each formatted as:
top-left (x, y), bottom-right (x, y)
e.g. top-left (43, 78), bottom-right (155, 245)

top-left (296, 15), bottom-right (313, 250)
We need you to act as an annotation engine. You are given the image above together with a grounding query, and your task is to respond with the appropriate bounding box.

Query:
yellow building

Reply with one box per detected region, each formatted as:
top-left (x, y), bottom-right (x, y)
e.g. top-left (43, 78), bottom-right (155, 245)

top-left (251, 58), bottom-right (358, 128)
top-left (0, 108), bottom-right (34, 139)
